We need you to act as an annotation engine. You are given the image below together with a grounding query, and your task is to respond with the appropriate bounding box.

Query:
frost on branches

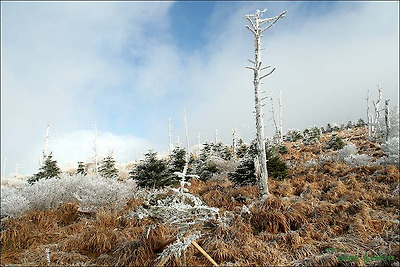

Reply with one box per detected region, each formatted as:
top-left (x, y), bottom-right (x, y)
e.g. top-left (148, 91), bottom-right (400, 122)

top-left (336, 144), bottom-right (372, 167)
top-left (124, 183), bottom-right (231, 263)
top-left (1, 174), bottom-right (137, 217)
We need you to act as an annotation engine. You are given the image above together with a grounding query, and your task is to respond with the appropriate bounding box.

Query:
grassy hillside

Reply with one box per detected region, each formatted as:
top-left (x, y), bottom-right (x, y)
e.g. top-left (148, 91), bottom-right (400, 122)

top-left (1, 127), bottom-right (399, 266)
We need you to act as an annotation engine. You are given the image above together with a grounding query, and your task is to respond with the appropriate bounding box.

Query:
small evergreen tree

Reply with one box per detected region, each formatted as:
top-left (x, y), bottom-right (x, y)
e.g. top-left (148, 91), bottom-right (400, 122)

top-left (236, 139), bottom-right (249, 158)
top-left (326, 123), bottom-right (333, 133)
top-left (193, 141), bottom-right (233, 181)
top-left (28, 153), bottom-right (61, 184)
top-left (130, 150), bottom-right (178, 188)
top-left (303, 126), bottom-right (321, 145)
top-left (98, 155), bottom-right (118, 179)
top-left (325, 134), bottom-right (345, 150)
top-left (168, 147), bottom-right (187, 173)
top-left (229, 140), bottom-right (288, 185)
top-left (356, 118), bottom-right (366, 128)
top-left (346, 121), bottom-right (354, 129)
top-left (76, 161), bottom-right (87, 176)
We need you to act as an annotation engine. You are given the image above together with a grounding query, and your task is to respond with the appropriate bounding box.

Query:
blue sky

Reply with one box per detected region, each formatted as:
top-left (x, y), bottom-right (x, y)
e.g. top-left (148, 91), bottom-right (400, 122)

top-left (1, 1), bottom-right (399, 176)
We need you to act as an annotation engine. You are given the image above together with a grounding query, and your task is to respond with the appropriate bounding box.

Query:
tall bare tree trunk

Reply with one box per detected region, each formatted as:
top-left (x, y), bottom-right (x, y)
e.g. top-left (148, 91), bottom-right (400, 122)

top-left (245, 9), bottom-right (286, 199)
top-left (40, 122), bottom-right (51, 167)
top-left (366, 90), bottom-right (372, 137)
top-left (94, 124), bottom-right (99, 177)
top-left (232, 127), bottom-right (237, 156)
top-left (168, 117), bottom-right (173, 154)
top-left (183, 109), bottom-right (190, 177)
top-left (279, 90), bottom-right (283, 145)
top-left (372, 84), bottom-right (382, 137)
top-left (384, 99), bottom-right (390, 141)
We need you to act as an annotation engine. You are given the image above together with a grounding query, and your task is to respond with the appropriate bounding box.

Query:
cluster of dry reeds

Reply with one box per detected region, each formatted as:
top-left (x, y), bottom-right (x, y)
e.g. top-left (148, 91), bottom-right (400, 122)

top-left (1, 127), bottom-right (398, 266)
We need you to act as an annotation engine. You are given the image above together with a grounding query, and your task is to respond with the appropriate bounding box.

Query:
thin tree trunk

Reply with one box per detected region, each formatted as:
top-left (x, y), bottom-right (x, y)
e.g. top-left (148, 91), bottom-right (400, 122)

top-left (279, 90), bottom-right (283, 145)
top-left (244, 9), bottom-right (286, 199)
top-left (385, 99), bottom-right (390, 141)
top-left (168, 117), bottom-right (173, 154)
top-left (94, 124), bottom-right (99, 177)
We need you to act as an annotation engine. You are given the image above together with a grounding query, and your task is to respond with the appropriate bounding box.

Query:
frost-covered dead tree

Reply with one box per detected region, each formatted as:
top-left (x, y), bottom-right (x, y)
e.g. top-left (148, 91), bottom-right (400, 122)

top-left (384, 99), bottom-right (390, 141)
top-left (366, 90), bottom-right (373, 137)
top-left (39, 122), bottom-right (51, 167)
top-left (232, 127), bottom-right (237, 155)
top-left (93, 124), bottom-right (99, 177)
top-left (279, 90), bottom-right (283, 145)
top-left (372, 84), bottom-right (382, 135)
top-left (168, 117), bottom-right (173, 154)
top-left (269, 92), bottom-right (279, 144)
top-left (197, 133), bottom-right (204, 149)
top-left (215, 129), bottom-right (218, 143)
top-left (245, 9), bottom-right (286, 199)
top-left (173, 109), bottom-right (199, 188)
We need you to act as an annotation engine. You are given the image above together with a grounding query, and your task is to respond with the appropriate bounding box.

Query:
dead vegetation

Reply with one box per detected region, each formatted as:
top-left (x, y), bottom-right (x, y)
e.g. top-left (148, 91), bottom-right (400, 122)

top-left (1, 128), bottom-right (399, 266)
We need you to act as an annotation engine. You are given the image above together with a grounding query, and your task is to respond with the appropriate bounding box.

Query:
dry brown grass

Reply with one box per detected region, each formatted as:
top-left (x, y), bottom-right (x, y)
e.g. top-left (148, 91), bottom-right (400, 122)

top-left (1, 127), bottom-right (398, 266)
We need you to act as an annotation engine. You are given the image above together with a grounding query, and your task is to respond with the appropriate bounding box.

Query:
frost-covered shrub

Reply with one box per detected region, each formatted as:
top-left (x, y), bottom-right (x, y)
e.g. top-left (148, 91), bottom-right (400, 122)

top-left (1, 174), bottom-right (137, 217)
top-left (304, 159), bottom-right (318, 168)
top-left (375, 137), bottom-right (399, 166)
top-left (284, 129), bottom-right (303, 142)
top-left (337, 144), bottom-right (358, 159)
top-left (125, 186), bottom-right (222, 235)
top-left (1, 187), bottom-right (30, 218)
top-left (343, 154), bottom-right (372, 167)
top-left (336, 144), bottom-right (371, 167)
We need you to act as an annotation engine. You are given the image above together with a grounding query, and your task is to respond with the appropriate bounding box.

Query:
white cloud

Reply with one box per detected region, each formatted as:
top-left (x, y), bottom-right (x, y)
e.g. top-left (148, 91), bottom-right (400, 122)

top-left (1, 2), bottom-right (398, 176)
top-left (51, 130), bottom-right (152, 170)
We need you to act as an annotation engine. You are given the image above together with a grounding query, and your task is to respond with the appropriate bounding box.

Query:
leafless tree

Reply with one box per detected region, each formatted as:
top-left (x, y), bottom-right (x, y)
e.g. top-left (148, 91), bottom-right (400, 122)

top-left (372, 84), bottom-right (382, 135)
top-left (279, 90), bottom-right (284, 145)
top-left (384, 99), bottom-right (390, 141)
top-left (168, 117), bottom-right (173, 154)
top-left (244, 9), bottom-right (286, 199)
top-left (93, 124), bottom-right (99, 177)
top-left (366, 90), bottom-right (372, 137)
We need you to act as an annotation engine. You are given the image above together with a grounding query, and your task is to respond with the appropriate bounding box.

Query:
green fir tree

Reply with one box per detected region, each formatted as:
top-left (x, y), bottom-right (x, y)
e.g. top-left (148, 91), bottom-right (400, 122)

top-left (98, 155), bottom-right (118, 179)
top-left (130, 150), bottom-right (179, 188)
top-left (28, 153), bottom-right (61, 184)
top-left (76, 161), bottom-right (87, 176)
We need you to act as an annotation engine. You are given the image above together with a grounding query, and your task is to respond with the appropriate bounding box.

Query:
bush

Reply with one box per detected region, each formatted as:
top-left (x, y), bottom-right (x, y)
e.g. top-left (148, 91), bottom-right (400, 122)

top-left (375, 137), bottom-right (399, 166)
top-left (130, 150), bottom-right (179, 188)
top-left (1, 174), bottom-right (137, 217)
top-left (336, 144), bottom-right (371, 167)
top-left (325, 134), bottom-right (345, 150)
